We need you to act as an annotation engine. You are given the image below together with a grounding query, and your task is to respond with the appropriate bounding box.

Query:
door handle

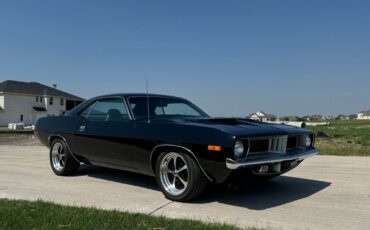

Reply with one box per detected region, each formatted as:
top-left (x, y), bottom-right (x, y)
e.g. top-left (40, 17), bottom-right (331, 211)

top-left (79, 125), bottom-right (86, 132)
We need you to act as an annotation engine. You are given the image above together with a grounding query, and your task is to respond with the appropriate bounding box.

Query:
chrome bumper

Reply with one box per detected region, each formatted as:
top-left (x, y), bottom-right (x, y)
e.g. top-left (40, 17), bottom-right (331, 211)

top-left (226, 148), bottom-right (319, 170)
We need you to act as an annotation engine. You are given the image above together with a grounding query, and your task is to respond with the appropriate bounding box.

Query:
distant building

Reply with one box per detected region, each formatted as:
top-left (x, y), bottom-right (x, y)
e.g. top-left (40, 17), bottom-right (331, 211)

top-left (336, 115), bottom-right (349, 120)
top-left (279, 116), bottom-right (300, 122)
top-left (348, 114), bottom-right (357, 120)
top-left (336, 115), bottom-right (357, 120)
top-left (249, 111), bottom-right (276, 122)
top-left (309, 114), bottom-right (325, 121)
top-left (324, 115), bottom-right (335, 120)
top-left (357, 110), bottom-right (370, 120)
top-left (302, 116), bottom-right (311, 121)
top-left (0, 80), bottom-right (84, 126)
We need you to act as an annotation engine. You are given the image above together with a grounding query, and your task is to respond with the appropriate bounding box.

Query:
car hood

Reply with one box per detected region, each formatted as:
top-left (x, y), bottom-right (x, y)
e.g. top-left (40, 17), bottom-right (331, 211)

top-left (172, 117), bottom-right (310, 138)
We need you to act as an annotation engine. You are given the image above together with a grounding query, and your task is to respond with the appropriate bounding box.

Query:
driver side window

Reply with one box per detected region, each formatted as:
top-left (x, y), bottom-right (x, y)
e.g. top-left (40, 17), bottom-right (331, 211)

top-left (80, 98), bottom-right (130, 122)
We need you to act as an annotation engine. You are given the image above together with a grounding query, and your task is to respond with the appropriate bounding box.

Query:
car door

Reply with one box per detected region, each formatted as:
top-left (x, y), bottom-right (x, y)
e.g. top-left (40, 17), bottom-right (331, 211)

top-left (75, 97), bottom-right (136, 169)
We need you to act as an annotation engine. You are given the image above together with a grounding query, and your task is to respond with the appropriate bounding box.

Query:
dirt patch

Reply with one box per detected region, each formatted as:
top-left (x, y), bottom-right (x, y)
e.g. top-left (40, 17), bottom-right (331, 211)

top-left (0, 133), bottom-right (42, 146)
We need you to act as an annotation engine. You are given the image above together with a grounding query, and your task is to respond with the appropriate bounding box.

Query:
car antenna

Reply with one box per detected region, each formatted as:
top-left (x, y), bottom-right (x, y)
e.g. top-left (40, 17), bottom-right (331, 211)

top-left (146, 77), bottom-right (150, 124)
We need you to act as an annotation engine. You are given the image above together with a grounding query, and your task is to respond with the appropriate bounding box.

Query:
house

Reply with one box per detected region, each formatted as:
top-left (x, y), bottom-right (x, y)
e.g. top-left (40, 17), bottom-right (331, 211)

top-left (279, 116), bottom-right (300, 122)
top-left (0, 80), bottom-right (84, 126)
top-left (357, 110), bottom-right (370, 120)
top-left (302, 116), bottom-right (311, 121)
top-left (248, 111), bottom-right (276, 122)
top-left (336, 114), bottom-right (357, 120)
top-left (348, 114), bottom-right (357, 120)
top-left (309, 114), bottom-right (325, 121)
top-left (324, 115), bottom-right (335, 120)
top-left (336, 114), bottom-right (349, 120)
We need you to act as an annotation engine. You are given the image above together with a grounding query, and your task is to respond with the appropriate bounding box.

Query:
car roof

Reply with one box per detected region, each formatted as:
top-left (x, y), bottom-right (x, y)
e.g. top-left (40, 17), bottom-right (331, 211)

top-left (67, 93), bottom-right (194, 116)
top-left (95, 93), bottom-right (185, 100)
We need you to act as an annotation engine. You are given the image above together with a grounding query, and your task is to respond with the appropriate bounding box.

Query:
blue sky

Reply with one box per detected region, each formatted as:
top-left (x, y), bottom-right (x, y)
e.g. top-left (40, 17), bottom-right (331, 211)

top-left (0, 0), bottom-right (369, 117)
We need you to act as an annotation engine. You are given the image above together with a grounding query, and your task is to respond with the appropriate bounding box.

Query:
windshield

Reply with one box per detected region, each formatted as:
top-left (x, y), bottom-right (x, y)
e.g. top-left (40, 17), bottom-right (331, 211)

top-left (128, 97), bottom-right (208, 120)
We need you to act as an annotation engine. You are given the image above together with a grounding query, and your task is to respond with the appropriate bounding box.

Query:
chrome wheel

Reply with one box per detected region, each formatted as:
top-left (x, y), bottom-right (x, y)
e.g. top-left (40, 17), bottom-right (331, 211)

top-left (159, 152), bottom-right (189, 196)
top-left (51, 142), bottom-right (65, 171)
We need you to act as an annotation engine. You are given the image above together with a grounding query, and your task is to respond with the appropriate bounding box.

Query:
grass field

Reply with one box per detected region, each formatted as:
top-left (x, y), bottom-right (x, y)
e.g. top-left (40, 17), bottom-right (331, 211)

top-left (308, 120), bottom-right (370, 156)
top-left (0, 199), bottom-right (253, 230)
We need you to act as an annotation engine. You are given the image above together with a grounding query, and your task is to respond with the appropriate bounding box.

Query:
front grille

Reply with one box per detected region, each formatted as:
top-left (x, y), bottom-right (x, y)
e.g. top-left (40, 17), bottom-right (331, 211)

top-left (249, 139), bottom-right (269, 152)
top-left (248, 135), bottom-right (304, 154)
top-left (269, 136), bottom-right (288, 153)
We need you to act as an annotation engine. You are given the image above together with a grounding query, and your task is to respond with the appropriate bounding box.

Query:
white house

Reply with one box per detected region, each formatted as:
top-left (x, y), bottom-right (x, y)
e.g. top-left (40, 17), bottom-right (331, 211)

top-left (357, 110), bottom-right (370, 120)
top-left (249, 111), bottom-right (276, 122)
top-left (0, 80), bottom-right (84, 126)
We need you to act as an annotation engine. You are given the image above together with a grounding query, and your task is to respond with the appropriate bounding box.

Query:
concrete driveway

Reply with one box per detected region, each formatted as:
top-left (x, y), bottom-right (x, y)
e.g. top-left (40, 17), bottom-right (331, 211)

top-left (0, 145), bottom-right (369, 230)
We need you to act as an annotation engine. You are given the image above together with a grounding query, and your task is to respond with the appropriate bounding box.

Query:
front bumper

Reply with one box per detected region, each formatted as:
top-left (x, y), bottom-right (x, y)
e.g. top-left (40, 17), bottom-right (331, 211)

top-left (226, 148), bottom-right (319, 170)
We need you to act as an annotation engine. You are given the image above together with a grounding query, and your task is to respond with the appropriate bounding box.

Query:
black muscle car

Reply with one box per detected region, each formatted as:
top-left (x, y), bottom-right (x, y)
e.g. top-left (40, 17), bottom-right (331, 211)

top-left (35, 94), bottom-right (319, 201)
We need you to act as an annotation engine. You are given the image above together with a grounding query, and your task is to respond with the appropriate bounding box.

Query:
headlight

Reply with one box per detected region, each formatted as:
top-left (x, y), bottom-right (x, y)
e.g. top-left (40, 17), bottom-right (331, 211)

top-left (234, 140), bottom-right (245, 160)
top-left (305, 135), bottom-right (312, 148)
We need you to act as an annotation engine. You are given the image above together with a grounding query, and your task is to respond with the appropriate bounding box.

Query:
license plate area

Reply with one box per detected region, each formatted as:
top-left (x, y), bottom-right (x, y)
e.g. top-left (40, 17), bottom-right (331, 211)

top-left (253, 159), bottom-right (300, 175)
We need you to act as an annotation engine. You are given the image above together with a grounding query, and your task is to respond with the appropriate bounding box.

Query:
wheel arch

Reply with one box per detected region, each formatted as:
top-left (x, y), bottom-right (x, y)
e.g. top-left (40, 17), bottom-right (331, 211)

top-left (150, 144), bottom-right (213, 182)
top-left (48, 134), bottom-right (68, 146)
top-left (48, 134), bottom-right (81, 163)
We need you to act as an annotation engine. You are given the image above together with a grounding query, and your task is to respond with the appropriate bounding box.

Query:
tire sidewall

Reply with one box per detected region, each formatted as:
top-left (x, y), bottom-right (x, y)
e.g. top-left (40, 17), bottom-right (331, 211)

top-left (50, 139), bottom-right (69, 175)
top-left (155, 151), bottom-right (198, 201)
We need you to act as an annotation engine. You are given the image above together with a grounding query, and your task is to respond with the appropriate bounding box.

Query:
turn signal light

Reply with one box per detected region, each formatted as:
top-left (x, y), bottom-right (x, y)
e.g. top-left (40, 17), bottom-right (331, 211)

top-left (208, 145), bottom-right (221, 151)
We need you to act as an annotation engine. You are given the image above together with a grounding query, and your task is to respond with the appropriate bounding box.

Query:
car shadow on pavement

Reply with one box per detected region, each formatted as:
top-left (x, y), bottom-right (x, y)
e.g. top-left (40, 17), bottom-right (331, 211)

top-left (195, 176), bottom-right (331, 210)
top-left (75, 165), bottom-right (331, 210)
top-left (76, 164), bottom-right (159, 191)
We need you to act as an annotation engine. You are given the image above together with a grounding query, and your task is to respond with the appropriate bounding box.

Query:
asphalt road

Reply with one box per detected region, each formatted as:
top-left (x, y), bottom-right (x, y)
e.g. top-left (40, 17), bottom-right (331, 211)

top-left (0, 145), bottom-right (369, 230)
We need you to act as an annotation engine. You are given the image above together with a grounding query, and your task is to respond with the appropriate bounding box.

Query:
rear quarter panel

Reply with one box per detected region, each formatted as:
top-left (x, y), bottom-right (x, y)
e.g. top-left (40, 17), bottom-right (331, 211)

top-left (35, 115), bottom-right (78, 152)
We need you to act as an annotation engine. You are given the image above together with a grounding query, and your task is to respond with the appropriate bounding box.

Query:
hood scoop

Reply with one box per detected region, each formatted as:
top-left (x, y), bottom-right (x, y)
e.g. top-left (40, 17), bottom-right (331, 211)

top-left (186, 118), bottom-right (261, 126)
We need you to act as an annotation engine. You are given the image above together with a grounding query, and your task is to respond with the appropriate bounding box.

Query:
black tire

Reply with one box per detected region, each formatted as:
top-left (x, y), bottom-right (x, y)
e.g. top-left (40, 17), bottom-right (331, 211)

top-left (155, 151), bottom-right (208, 202)
top-left (50, 139), bottom-right (80, 176)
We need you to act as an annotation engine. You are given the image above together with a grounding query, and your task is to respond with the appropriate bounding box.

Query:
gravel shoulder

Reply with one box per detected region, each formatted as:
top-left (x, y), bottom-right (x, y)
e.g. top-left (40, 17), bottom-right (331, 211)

top-left (0, 133), bottom-right (42, 146)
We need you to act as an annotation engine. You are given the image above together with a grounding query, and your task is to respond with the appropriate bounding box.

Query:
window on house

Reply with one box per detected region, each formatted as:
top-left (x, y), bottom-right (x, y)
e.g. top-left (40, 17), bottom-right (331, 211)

top-left (36, 96), bottom-right (39, 102)
top-left (40, 96), bottom-right (43, 102)
top-left (49, 97), bottom-right (53, 105)
top-left (20, 114), bottom-right (23, 122)
top-left (60, 98), bottom-right (64, 106)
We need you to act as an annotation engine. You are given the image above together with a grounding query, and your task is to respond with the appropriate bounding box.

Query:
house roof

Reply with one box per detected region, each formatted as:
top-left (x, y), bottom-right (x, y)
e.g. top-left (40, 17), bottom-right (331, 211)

top-left (0, 80), bottom-right (84, 101)
top-left (249, 111), bottom-right (276, 118)
top-left (359, 110), bottom-right (370, 116)
top-left (249, 111), bottom-right (267, 117)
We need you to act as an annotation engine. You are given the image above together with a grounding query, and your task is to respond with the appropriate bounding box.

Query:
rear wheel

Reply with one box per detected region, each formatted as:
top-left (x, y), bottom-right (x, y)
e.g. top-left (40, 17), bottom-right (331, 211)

top-left (155, 151), bottom-right (208, 202)
top-left (50, 139), bottom-right (79, 176)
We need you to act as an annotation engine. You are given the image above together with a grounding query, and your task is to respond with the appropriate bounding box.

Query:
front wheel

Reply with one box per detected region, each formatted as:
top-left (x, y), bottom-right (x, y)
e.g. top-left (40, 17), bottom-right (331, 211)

top-left (155, 151), bottom-right (208, 202)
top-left (50, 139), bottom-right (80, 176)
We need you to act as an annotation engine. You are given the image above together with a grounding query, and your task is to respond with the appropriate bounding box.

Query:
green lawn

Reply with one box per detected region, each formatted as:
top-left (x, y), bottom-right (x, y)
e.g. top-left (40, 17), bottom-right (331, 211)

top-left (307, 120), bottom-right (370, 156)
top-left (0, 199), bottom-right (252, 230)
